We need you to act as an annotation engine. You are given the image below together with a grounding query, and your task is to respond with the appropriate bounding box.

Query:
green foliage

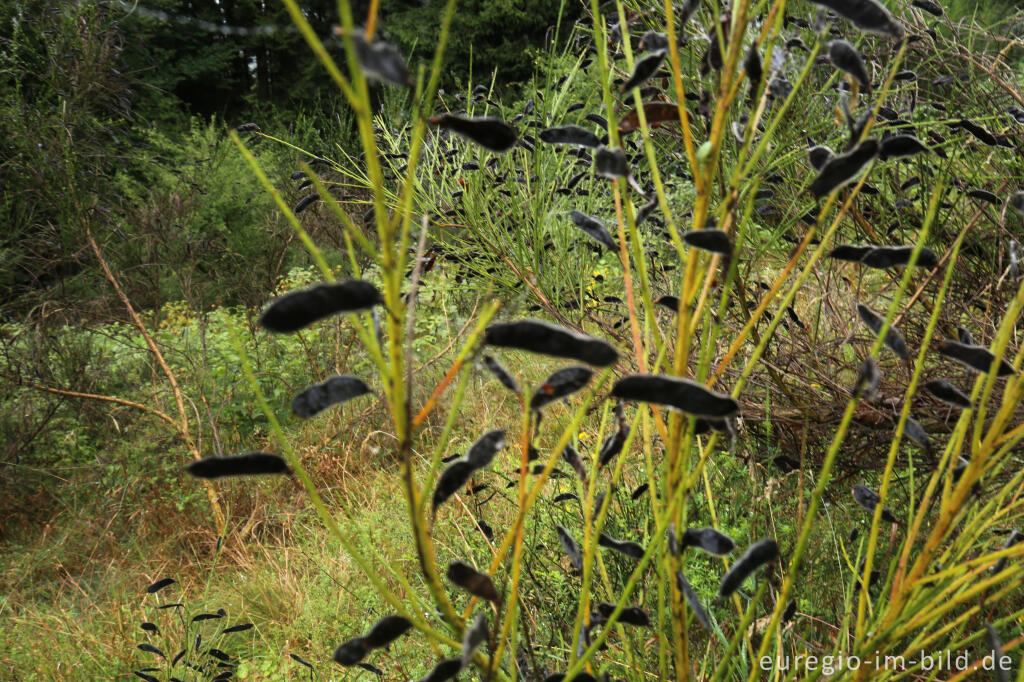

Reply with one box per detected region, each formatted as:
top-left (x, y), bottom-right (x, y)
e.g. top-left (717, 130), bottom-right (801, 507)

top-left (128, 576), bottom-right (258, 679)
top-left (946, 0), bottom-right (1022, 26)
top-left (385, 0), bottom-right (581, 88)
top-left (0, 271), bottom-right (371, 525)
top-left (112, 118), bottom-right (297, 310)
top-left (116, 0), bottom-right (342, 121)
top-left (0, 0), bottom-right (133, 308)
top-left (109, 0), bottom-right (579, 120)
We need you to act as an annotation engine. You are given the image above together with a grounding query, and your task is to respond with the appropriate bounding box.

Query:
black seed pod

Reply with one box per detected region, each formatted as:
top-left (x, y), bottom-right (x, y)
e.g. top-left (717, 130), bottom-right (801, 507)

top-left (259, 281), bottom-right (382, 333)
top-left (912, 0), bottom-right (942, 16)
top-left (718, 539), bottom-right (779, 597)
top-left (561, 444), bottom-right (588, 483)
top-left (291, 375), bottom-right (371, 417)
top-left (621, 50), bottom-right (666, 92)
top-left (348, 32), bottom-right (411, 86)
top-left (852, 485), bottom-right (898, 522)
top-left (598, 424), bottom-right (629, 468)
top-left (146, 578), bottom-right (176, 594)
top-left (856, 304), bottom-right (909, 361)
top-left (482, 355), bottom-right (519, 394)
top-left (682, 228), bottom-right (731, 255)
top-left (639, 31), bottom-right (669, 52)
top-left (829, 244), bottom-right (873, 262)
top-left (937, 340), bottom-right (1015, 376)
top-left (539, 125), bottom-right (601, 148)
top-left (809, 139), bottom-right (879, 198)
top-left (744, 44), bottom-right (763, 100)
top-left (430, 114), bottom-right (518, 152)
top-left (186, 453), bottom-right (290, 479)
top-left (958, 119), bottom-right (997, 146)
top-left (333, 637), bottom-right (369, 666)
top-left (569, 210), bottom-right (616, 250)
top-left (807, 0), bottom-right (903, 37)
top-left (460, 613), bottom-right (488, 666)
top-left (417, 658), bottom-right (462, 682)
top-left (137, 643), bottom-right (165, 658)
top-left (923, 379), bottom-right (972, 408)
top-left (860, 245), bottom-right (938, 269)
top-left (290, 653), bottom-right (313, 669)
top-left (364, 615), bottom-right (412, 648)
top-left (433, 460), bottom-right (475, 511)
top-left (904, 417), bottom-right (930, 450)
top-left (681, 527), bottom-right (736, 555)
top-left (853, 356), bottom-right (880, 399)
top-left (594, 146), bottom-right (630, 179)
top-left (808, 144), bottom-right (834, 171)
top-left (447, 561), bottom-right (500, 602)
top-left (967, 189), bottom-right (999, 205)
top-left (556, 525), bottom-right (582, 571)
top-left (992, 530), bottom-right (1023, 574)
top-left (598, 533), bottom-right (644, 559)
top-left (485, 320), bottom-right (618, 366)
top-left (465, 429), bottom-right (507, 469)
top-left (676, 571), bottom-right (711, 630)
top-left (612, 374), bottom-right (738, 418)
top-left (595, 602), bottom-right (650, 626)
top-left (294, 194), bottom-right (320, 214)
top-left (879, 135), bottom-right (928, 161)
top-left (1010, 192), bottom-right (1024, 216)
top-left (828, 40), bottom-right (871, 91)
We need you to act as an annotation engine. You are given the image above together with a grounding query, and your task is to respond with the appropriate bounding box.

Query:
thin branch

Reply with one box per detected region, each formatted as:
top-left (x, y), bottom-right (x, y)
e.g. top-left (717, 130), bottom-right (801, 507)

top-left (14, 379), bottom-right (179, 430)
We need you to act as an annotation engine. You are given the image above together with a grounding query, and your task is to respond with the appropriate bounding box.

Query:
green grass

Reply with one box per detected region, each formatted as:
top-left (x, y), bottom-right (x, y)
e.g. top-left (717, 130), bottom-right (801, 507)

top-left (1, 373), bottom-right (833, 679)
